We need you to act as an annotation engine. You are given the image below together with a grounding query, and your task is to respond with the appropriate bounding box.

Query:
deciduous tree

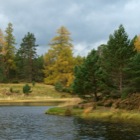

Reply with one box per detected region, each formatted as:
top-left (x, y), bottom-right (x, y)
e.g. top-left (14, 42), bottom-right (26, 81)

top-left (44, 26), bottom-right (75, 87)
top-left (134, 35), bottom-right (140, 52)
top-left (0, 29), bottom-right (7, 81)
top-left (4, 23), bottom-right (16, 80)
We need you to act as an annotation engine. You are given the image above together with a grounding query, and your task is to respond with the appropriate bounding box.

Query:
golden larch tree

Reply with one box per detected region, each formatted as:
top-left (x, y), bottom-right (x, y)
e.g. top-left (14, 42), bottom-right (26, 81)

top-left (44, 26), bottom-right (75, 86)
top-left (134, 35), bottom-right (140, 52)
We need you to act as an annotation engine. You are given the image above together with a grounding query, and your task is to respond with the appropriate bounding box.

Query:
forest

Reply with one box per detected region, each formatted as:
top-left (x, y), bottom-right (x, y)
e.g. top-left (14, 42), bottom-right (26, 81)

top-left (0, 23), bottom-right (140, 101)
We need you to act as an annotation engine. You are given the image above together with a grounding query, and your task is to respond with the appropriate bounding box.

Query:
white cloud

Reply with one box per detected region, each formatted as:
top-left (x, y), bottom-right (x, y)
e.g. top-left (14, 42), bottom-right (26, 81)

top-left (74, 40), bottom-right (107, 56)
top-left (37, 45), bottom-right (48, 56)
top-left (0, 14), bottom-right (9, 29)
top-left (124, 0), bottom-right (140, 11)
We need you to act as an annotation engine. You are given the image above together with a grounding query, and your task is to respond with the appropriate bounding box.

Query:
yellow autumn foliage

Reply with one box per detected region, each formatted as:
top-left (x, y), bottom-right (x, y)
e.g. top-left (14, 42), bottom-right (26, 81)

top-left (0, 29), bottom-right (7, 55)
top-left (44, 26), bottom-right (76, 87)
top-left (134, 35), bottom-right (140, 52)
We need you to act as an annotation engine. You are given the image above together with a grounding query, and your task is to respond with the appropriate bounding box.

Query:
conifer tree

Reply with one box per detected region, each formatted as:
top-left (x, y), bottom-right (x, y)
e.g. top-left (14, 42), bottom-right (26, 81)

top-left (134, 35), bottom-right (140, 52)
top-left (125, 53), bottom-right (140, 93)
top-left (16, 32), bottom-right (38, 82)
top-left (44, 26), bottom-right (75, 87)
top-left (73, 50), bottom-right (105, 101)
top-left (4, 23), bottom-right (16, 80)
top-left (102, 25), bottom-right (135, 95)
top-left (0, 29), bottom-right (7, 81)
top-left (125, 36), bottom-right (140, 93)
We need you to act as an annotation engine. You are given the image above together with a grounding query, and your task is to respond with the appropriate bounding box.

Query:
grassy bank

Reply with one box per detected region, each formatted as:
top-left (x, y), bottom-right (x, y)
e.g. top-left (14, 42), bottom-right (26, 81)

top-left (46, 107), bottom-right (140, 124)
top-left (0, 83), bottom-right (73, 101)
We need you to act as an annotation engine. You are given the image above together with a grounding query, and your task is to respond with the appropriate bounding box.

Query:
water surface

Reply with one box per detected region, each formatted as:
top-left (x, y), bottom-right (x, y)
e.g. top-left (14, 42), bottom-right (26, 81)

top-left (0, 106), bottom-right (139, 140)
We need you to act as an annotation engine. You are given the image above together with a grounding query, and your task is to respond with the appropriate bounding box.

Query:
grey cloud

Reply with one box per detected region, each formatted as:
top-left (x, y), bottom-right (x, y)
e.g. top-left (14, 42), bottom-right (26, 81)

top-left (0, 0), bottom-right (139, 55)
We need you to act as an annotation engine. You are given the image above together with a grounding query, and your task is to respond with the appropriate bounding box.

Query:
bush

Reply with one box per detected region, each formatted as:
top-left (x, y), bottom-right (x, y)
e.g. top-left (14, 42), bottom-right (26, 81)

top-left (110, 92), bottom-right (121, 99)
top-left (62, 85), bottom-right (73, 93)
top-left (23, 84), bottom-right (32, 95)
top-left (32, 81), bottom-right (36, 86)
top-left (12, 80), bottom-right (19, 83)
top-left (10, 87), bottom-right (13, 93)
top-left (9, 87), bottom-right (20, 94)
top-left (121, 92), bottom-right (129, 100)
top-left (65, 108), bottom-right (72, 116)
top-left (55, 82), bottom-right (63, 92)
top-left (2, 78), bottom-right (8, 83)
top-left (55, 81), bottom-right (73, 93)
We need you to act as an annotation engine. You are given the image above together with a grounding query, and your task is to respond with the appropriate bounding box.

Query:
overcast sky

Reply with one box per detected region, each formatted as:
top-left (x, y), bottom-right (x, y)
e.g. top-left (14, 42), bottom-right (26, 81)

top-left (0, 0), bottom-right (140, 56)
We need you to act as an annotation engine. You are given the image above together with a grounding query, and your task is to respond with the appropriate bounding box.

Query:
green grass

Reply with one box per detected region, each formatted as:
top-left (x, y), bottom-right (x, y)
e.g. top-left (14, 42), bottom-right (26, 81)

top-left (83, 110), bottom-right (140, 124)
top-left (46, 107), bottom-right (83, 116)
top-left (0, 83), bottom-right (72, 100)
top-left (46, 107), bottom-right (140, 124)
top-left (46, 107), bottom-right (68, 115)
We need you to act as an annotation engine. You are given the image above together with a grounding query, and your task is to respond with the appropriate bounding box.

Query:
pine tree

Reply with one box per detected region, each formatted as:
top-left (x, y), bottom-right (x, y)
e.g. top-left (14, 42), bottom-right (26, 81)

top-left (73, 50), bottom-right (105, 101)
top-left (125, 36), bottom-right (140, 93)
top-left (33, 55), bottom-right (44, 82)
top-left (16, 32), bottom-right (38, 82)
top-left (125, 53), bottom-right (140, 93)
top-left (102, 25), bottom-right (135, 96)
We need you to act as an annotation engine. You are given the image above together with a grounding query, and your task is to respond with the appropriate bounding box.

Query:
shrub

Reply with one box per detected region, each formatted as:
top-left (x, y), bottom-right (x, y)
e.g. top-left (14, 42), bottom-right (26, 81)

top-left (12, 80), bottom-right (19, 83)
top-left (65, 108), bottom-right (72, 116)
top-left (23, 84), bottom-right (32, 95)
top-left (121, 92), bottom-right (129, 100)
top-left (9, 87), bottom-right (20, 94)
top-left (55, 82), bottom-right (63, 92)
top-left (10, 87), bottom-right (13, 93)
top-left (2, 78), bottom-right (8, 83)
top-left (32, 81), bottom-right (36, 86)
top-left (63, 86), bottom-right (73, 93)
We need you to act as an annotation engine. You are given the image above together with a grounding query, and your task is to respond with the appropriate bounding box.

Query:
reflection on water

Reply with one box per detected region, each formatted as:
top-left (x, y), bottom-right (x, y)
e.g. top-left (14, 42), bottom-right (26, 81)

top-left (0, 106), bottom-right (76, 140)
top-left (0, 106), bottom-right (139, 140)
top-left (74, 118), bottom-right (140, 140)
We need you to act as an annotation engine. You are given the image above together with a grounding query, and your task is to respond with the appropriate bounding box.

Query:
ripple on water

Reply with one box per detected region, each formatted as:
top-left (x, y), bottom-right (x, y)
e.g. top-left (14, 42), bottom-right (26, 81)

top-left (0, 106), bottom-right (140, 140)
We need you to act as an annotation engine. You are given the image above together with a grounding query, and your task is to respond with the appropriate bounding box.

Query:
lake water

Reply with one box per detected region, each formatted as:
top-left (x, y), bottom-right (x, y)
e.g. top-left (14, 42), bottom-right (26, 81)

top-left (0, 106), bottom-right (140, 140)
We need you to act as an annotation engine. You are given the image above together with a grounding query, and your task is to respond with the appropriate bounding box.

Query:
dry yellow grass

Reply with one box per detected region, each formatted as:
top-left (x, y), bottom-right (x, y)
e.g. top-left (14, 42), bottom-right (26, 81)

top-left (0, 83), bottom-right (73, 101)
top-left (47, 106), bottom-right (140, 124)
top-left (58, 98), bottom-right (82, 107)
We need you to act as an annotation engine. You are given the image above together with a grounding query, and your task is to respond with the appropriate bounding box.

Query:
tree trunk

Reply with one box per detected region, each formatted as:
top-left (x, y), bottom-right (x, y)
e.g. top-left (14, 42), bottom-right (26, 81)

top-left (119, 69), bottom-right (123, 94)
top-left (94, 92), bottom-right (98, 102)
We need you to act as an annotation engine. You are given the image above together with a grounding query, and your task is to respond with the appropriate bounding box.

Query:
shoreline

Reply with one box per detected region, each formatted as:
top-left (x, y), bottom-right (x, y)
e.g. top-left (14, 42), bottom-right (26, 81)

top-left (46, 106), bottom-right (140, 125)
top-left (0, 98), bottom-right (81, 106)
top-left (0, 98), bottom-right (76, 102)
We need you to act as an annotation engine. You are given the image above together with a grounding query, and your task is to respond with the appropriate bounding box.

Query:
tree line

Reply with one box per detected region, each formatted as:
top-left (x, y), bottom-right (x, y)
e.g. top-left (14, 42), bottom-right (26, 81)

top-left (0, 23), bottom-right (140, 100)
top-left (0, 23), bottom-right (44, 82)
top-left (0, 23), bottom-right (83, 84)
top-left (73, 25), bottom-right (140, 100)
